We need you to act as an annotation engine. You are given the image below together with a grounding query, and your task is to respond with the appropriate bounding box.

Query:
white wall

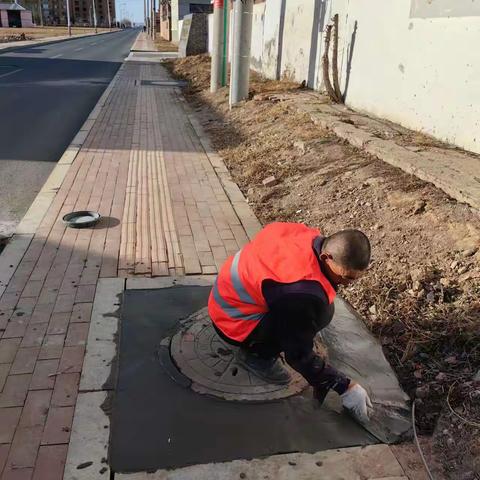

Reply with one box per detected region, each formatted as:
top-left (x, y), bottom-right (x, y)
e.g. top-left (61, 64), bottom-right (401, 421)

top-left (330, 0), bottom-right (480, 154)
top-left (242, 0), bottom-right (480, 155)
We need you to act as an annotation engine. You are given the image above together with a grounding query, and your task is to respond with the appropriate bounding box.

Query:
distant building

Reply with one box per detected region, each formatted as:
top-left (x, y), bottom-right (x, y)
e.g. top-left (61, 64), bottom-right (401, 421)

top-left (160, 0), bottom-right (212, 43)
top-left (0, 2), bottom-right (34, 28)
top-left (21, 0), bottom-right (114, 27)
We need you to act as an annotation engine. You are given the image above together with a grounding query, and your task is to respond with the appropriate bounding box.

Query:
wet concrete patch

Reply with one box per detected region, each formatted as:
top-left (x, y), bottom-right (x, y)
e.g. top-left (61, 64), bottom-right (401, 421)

top-left (110, 286), bottom-right (377, 474)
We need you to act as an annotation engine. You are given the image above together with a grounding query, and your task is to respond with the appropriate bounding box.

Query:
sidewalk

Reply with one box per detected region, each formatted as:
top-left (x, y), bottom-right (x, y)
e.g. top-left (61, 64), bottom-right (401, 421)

top-left (0, 34), bottom-right (409, 479)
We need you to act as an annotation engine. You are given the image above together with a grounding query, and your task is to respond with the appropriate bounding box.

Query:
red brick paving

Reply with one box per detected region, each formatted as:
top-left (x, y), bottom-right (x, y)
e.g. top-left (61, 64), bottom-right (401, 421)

top-left (0, 41), bottom-right (254, 478)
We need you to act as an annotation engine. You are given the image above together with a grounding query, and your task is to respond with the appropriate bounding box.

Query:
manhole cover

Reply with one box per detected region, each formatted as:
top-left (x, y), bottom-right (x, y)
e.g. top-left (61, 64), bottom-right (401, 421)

top-left (169, 308), bottom-right (308, 402)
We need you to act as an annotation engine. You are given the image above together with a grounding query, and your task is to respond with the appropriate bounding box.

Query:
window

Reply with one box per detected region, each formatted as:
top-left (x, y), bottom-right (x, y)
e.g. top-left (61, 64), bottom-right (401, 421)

top-left (189, 3), bottom-right (212, 14)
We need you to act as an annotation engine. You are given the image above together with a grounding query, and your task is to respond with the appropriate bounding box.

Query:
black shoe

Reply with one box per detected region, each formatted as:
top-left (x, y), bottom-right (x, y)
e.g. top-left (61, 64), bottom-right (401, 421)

top-left (236, 349), bottom-right (291, 385)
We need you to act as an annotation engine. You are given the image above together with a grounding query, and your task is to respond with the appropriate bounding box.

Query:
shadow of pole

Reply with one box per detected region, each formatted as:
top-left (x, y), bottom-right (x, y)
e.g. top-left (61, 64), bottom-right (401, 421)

top-left (307, 0), bottom-right (327, 89)
top-left (275, 0), bottom-right (287, 81)
top-left (342, 20), bottom-right (357, 102)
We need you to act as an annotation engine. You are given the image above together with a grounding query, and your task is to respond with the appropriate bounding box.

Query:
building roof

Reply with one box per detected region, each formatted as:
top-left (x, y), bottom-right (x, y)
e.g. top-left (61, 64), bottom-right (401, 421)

top-left (0, 2), bottom-right (26, 10)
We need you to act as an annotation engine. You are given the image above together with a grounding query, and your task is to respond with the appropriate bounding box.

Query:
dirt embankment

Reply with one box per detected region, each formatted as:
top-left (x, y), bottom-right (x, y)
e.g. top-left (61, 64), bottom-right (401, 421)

top-left (164, 54), bottom-right (480, 480)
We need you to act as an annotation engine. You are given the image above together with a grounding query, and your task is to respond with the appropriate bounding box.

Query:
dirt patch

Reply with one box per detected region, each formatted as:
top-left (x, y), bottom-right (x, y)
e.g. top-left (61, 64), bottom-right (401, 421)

top-left (164, 54), bottom-right (480, 480)
top-left (0, 27), bottom-right (111, 41)
top-left (154, 37), bottom-right (178, 52)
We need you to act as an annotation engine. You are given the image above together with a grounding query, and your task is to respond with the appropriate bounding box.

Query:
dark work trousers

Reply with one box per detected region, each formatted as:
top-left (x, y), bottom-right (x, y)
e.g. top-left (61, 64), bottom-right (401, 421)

top-left (213, 312), bottom-right (283, 360)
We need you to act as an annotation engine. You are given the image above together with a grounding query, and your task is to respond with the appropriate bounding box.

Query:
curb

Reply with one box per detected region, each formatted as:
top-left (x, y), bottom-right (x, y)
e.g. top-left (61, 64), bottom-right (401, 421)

top-left (0, 61), bottom-right (126, 299)
top-left (304, 109), bottom-right (480, 211)
top-left (0, 29), bottom-right (119, 55)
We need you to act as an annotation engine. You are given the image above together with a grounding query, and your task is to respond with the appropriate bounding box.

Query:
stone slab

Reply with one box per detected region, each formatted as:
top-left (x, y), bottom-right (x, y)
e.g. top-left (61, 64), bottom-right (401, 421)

top-left (79, 278), bottom-right (125, 392)
top-left (115, 444), bottom-right (405, 479)
top-left (63, 391), bottom-right (110, 480)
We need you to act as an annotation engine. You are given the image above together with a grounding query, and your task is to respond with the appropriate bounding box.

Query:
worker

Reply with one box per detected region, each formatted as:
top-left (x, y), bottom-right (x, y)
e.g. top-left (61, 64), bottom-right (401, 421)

top-left (208, 222), bottom-right (373, 423)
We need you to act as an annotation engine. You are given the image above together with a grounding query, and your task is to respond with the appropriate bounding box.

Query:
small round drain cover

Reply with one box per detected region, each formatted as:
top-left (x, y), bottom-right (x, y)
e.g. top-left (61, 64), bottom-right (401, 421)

top-left (170, 308), bottom-right (308, 402)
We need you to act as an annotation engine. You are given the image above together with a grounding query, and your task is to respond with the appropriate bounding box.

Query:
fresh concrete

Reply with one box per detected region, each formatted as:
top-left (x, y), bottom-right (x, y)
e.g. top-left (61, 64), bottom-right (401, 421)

top-left (115, 444), bottom-right (406, 479)
top-left (323, 299), bottom-right (411, 443)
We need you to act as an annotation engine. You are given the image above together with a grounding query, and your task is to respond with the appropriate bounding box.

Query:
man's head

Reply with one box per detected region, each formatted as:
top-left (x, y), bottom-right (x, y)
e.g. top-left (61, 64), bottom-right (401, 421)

top-left (320, 229), bottom-right (371, 286)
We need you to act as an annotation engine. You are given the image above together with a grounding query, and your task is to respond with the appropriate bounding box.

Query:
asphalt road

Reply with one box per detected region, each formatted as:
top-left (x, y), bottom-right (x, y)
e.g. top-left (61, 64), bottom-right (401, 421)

top-left (0, 28), bottom-right (139, 238)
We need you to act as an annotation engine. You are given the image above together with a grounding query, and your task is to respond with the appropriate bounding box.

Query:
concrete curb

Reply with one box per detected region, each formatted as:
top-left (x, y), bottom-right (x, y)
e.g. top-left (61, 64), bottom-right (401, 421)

top-left (0, 61), bottom-right (126, 299)
top-left (306, 110), bottom-right (480, 211)
top-left (0, 29), bottom-right (119, 55)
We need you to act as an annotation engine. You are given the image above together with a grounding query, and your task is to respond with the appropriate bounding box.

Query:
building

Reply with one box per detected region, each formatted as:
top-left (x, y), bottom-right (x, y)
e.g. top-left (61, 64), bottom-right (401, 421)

top-left (0, 2), bottom-right (34, 27)
top-left (20, 0), bottom-right (114, 27)
top-left (161, 0), bottom-right (212, 43)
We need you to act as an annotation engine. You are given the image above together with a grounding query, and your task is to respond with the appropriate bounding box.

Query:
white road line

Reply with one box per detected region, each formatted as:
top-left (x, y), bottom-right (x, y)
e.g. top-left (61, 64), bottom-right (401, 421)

top-left (90, 42), bottom-right (98, 46)
top-left (0, 68), bottom-right (22, 79)
top-left (74, 47), bottom-right (84, 52)
top-left (51, 53), bottom-right (63, 58)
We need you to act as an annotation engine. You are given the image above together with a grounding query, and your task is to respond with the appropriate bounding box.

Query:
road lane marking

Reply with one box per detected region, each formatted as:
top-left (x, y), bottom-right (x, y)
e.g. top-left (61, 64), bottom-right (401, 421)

top-left (51, 53), bottom-right (63, 58)
top-left (0, 68), bottom-right (22, 79)
top-left (90, 42), bottom-right (98, 46)
top-left (74, 47), bottom-right (84, 52)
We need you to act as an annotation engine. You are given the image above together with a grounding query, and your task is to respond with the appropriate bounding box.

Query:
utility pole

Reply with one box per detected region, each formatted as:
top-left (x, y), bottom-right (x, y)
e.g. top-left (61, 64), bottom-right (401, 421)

top-left (106, 0), bottom-right (112, 30)
top-left (210, 0), bottom-right (224, 93)
top-left (229, 0), bottom-right (253, 107)
top-left (66, 0), bottom-right (71, 35)
top-left (92, 0), bottom-right (98, 32)
top-left (37, 0), bottom-right (44, 26)
top-left (144, 0), bottom-right (146, 30)
top-left (152, 0), bottom-right (156, 39)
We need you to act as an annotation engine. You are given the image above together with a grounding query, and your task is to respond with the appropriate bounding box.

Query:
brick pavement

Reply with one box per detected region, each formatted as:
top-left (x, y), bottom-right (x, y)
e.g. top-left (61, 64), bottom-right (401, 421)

top-left (0, 37), bottom-right (255, 478)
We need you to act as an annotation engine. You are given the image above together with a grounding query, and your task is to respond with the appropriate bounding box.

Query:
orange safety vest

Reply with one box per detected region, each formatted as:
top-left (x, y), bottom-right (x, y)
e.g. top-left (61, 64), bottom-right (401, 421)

top-left (208, 222), bottom-right (337, 342)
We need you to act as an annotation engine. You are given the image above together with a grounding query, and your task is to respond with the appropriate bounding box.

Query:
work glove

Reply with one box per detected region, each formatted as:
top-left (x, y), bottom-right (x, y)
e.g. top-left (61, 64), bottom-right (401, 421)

top-left (341, 382), bottom-right (373, 423)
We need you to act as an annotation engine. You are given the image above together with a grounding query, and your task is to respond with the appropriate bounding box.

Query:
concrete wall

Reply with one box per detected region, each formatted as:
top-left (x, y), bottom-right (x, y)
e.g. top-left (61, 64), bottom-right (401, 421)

top-left (0, 11), bottom-right (7, 27)
top-left (20, 11), bottom-right (34, 27)
top-left (171, 0), bottom-right (180, 42)
top-left (215, 0), bottom-right (480, 154)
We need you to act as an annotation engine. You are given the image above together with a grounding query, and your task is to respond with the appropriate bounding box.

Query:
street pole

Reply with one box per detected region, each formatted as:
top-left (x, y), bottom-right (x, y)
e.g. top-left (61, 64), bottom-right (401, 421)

top-left (229, 0), bottom-right (253, 107)
top-left (210, 0), bottom-right (224, 93)
top-left (144, 0), bottom-right (146, 30)
top-left (106, 0), bottom-right (112, 30)
top-left (152, 0), bottom-right (156, 39)
top-left (222, 0), bottom-right (228, 86)
top-left (92, 0), bottom-right (98, 32)
top-left (66, 0), bottom-right (71, 36)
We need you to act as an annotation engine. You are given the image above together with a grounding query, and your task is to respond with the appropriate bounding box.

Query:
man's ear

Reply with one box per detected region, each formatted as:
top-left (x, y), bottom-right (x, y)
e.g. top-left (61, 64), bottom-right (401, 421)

top-left (319, 252), bottom-right (332, 262)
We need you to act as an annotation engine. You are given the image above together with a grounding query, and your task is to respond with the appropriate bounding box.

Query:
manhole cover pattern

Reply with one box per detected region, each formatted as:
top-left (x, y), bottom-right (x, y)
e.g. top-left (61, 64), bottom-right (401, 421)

top-left (170, 308), bottom-right (308, 402)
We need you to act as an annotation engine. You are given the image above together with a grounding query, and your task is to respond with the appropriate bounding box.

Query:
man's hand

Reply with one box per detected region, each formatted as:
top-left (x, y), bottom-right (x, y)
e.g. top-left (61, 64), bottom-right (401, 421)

top-left (341, 382), bottom-right (373, 423)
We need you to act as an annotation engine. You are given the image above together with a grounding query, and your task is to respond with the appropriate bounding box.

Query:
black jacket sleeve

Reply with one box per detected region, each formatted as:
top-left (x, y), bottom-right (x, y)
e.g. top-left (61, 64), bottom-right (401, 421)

top-left (267, 292), bottom-right (351, 395)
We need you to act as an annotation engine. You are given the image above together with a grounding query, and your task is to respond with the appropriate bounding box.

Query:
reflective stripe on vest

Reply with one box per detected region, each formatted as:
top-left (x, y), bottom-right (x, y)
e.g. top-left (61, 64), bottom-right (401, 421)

top-left (212, 249), bottom-right (264, 322)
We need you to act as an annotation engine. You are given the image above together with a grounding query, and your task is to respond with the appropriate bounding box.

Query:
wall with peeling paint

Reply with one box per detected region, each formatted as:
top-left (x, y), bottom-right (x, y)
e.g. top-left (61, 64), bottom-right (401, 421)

top-left (209, 0), bottom-right (480, 154)
top-left (329, 0), bottom-right (480, 154)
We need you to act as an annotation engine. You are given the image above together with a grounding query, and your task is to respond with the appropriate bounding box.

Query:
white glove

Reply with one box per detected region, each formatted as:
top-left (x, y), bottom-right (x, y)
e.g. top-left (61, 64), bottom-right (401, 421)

top-left (341, 383), bottom-right (373, 423)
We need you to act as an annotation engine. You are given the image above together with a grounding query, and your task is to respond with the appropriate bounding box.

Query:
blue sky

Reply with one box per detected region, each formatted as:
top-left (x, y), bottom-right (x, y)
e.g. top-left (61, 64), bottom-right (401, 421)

top-left (115, 0), bottom-right (144, 23)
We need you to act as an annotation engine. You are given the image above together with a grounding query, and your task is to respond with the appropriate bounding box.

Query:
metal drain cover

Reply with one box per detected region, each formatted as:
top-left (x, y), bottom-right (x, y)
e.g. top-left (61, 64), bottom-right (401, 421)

top-left (170, 308), bottom-right (308, 402)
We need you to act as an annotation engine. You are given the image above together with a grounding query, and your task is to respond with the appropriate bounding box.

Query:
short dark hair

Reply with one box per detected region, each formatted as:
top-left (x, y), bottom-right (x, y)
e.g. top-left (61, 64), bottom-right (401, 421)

top-left (322, 229), bottom-right (371, 270)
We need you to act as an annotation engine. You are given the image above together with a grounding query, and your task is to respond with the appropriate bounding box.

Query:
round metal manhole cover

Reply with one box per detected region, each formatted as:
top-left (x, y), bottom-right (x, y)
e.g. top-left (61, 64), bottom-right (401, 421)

top-left (170, 308), bottom-right (308, 402)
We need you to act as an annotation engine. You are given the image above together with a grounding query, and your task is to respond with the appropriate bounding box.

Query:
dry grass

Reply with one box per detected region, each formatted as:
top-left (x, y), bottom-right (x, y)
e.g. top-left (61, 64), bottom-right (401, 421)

top-left (0, 26), bottom-right (112, 41)
top-left (164, 54), bottom-right (480, 479)
top-left (154, 36), bottom-right (177, 52)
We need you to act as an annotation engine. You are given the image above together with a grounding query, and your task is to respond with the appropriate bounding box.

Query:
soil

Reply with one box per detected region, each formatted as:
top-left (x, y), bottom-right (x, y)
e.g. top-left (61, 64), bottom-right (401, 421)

top-left (164, 54), bottom-right (480, 480)
top-left (154, 37), bottom-right (178, 52)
